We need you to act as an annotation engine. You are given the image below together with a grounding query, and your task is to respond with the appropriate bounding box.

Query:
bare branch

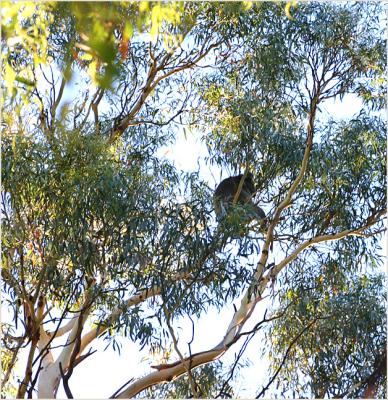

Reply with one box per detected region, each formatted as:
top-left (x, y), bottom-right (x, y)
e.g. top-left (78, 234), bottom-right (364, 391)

top-left (91, 88), bottom-right (105, 132)
top-left (151, 41), bottom-right (221, 92)
top-left (73, 90), bottom-right (89, 128)
top-left (59, 361), bottom-right (74, 399)
top-left (233, 170), bottom-right (249, 205)
top-left (267, 215), bottom-right (385, 280)
top-left (256, 318), bottom-right (324, 398)
top-left (78, 287), bottom-right (162, 355)
top-left (55, 289), bottom-right (95, 375)
top-left (16, 297), bottom-right (45, 398)
top-left (50, 77), bottom-right (66, 124)
top-left (117, 346), bottom-right (226, 398)
top-left (60, 305), bottom-right (95, 399)
top-left (163, 304), bottom-right (201, 397)
top-left (108, 40), bottom-right (221, 142)
top-left (252, 92), bottom-right (319, 285)
top-left (117, 299), bottom-right (270, 398)
top-left (111, 378), bottom-right (134, 399)
top-left (123, 106), bottom-right (187, 128)
top-left (73, 348), bottom-right (97, 368)
top-left (81, 88), bottom-right (104, 127)
top-left (46, 318), bottom-right (77, 339)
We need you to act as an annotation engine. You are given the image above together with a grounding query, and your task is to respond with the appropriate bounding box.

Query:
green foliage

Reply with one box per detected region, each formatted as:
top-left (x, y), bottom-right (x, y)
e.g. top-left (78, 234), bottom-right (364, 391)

top-left (303, 115), bottom-right (386, 235)
top-left (1, 1), bottom-right (54, 99)
top-left (196, 2), bottom-right (386, 397)
top-left (267, 273), bottom-right (386, 398)
top-left (0, 328), bottom-right (18, 398)
top-left (1, 1), bottom-right (386, 398)
top-left (2, 123), bottom-right (255, 350)
top-left (1, 1), bottom-right (186, 97)
top-left (141, 360), bottom-right (237, 398)
top-left (201, 2), bottom-right (386, 168)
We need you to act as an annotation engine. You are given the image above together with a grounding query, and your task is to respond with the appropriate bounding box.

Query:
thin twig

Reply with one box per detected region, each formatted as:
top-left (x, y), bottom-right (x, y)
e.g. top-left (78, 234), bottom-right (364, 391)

top-left (256, 318), bottom-right (319, 398)
top-left (163, 305), bottom-right (201, 397)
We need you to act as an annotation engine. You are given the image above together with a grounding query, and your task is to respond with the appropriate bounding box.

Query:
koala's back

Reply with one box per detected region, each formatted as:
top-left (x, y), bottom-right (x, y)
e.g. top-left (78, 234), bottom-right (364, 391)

top-left (214, 175), bottom-right (242, 201)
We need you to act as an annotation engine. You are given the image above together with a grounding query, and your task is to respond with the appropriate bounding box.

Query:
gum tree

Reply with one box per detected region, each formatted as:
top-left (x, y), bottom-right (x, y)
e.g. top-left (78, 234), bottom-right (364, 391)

top-left (197, 2), bottom-right (386, 398)
top-left (1, 2), bottom-right (386, 398)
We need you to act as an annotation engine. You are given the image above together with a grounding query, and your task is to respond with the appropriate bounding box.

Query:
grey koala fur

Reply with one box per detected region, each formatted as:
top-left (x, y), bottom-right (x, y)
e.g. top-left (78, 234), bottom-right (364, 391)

top-left (213, 172), bottom-right (266, 222)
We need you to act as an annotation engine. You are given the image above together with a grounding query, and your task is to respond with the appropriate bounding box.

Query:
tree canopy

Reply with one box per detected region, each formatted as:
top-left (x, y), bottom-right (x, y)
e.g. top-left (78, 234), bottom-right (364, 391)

top-left (1, 1), bottom-right (386, 398)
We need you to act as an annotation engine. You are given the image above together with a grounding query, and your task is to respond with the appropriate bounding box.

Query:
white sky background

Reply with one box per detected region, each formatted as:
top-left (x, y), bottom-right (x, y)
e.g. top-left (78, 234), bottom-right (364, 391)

top-left (3, 14), bottom-right (387, 398)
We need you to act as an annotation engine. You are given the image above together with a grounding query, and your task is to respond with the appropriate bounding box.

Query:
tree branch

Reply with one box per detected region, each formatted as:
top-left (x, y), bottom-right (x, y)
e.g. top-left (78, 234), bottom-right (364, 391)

top-left (256, 318), bottom-right (323, 398)
top-left (362, 346), bottom-right (386, 399)
top-left (117, 298), bottom-right (271, 398)
top-left (78, 287), bottom-right (162, 355)
top-left (267, 216), bottom-right (385, 280)
top-left (219, 93), bottom-right (319, 349)
top-left (116, 346), bottom-right (226, 398)
top-left (163, 304), bottom-right (201, 397)
top-left (233, 170), bottom-right (249, 205)
top-left (55, 293), bottom-right (93, 373)
top-left (113, 92), bottom-right (322, 398)
top-left (91, 88), bottom-right (105, 133)
top-left (108, 40), bottom-right (221, 142)
top-left (46, 318), bottom-right (77, 338)
top-left (16, 297), bottom-right (45, 398)
top-left (50, 77), bottom-right (66, 126)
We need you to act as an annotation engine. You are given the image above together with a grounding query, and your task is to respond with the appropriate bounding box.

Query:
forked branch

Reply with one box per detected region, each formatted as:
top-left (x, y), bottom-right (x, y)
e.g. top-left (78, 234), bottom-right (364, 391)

top-left (108, 40), bottom-right (222, 142)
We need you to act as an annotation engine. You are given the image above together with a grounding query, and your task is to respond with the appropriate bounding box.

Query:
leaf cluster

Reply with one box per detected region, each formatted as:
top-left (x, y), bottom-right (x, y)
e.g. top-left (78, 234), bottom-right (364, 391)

top-left (266, 272), bottom-right (386, 398)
